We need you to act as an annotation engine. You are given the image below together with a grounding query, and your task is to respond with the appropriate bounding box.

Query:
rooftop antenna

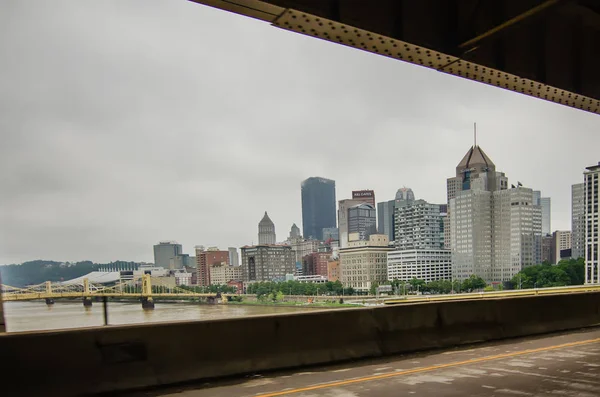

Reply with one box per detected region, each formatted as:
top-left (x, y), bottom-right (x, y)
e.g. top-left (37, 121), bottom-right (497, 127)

top-left (474, 122), bottom-right (477, 147)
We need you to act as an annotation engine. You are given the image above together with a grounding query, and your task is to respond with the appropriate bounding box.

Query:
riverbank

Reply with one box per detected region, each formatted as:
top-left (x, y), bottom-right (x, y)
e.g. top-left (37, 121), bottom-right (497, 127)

top-left (228, 300), bottom-right (358, 308)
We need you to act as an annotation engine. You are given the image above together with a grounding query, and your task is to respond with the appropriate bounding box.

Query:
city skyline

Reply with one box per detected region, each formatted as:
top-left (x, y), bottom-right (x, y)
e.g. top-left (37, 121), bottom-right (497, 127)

top-left (2, 1), bottom-right (600, 264)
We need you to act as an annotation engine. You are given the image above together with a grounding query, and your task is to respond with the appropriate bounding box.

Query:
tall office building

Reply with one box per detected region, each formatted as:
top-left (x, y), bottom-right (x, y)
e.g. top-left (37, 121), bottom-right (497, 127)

top-left (301, 177), bottom-right (336, 240)
top-left (541, 197), bottom-right (551, 236)
top-left (533, 191), bottom-right (552, 235)
top-left (352, 190), bottom-right (375, 206)
top-left (339, 234), bottom-right (391, 292)
top-left (195, 246), bottom-right (230, 286)
top-left (377, 200), bottom-right (395, 241)
top-left (377, 188), bottom-right (416, 243)
top-left (348, 203), bottom-right (377, 241)
top-left (572, 183), bottom-right (585, 259)
top-left (228, 247), bottom-right (240, 267)
top-left (542, 235), bottom-right (553, 263)
top-left (289, 223), bottom-right (301, 239)
top-left (395, 200), bottom-right (444, 251)
top-left (445, 144), bottom-right (508, 250)
top-left (552, 230), bottom-right (572, 264)
top-left (388, 198), bottom-right (450, 283)
top-left (584, 163), bottom-right (600, 284)
top-left (448, 144), bottom-right (541, 283)
top-left (338, 198), bottom-right (369, 248)
top-left (241, 245), bottom-right (296, 282)
top-left (322, 227), bottom-right (339, 241)
top-left (209, 263), bottom-right (242, 285)
top-left (258, 211), bottom-right (276, 245)
top-left (396, 187), bottom-right (415, 202)
top-left (153, 241), bottom-right (182, 268)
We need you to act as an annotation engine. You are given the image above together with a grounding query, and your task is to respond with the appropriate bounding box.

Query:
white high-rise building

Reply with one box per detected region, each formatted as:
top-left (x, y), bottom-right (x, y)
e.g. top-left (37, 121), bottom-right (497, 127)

top-left (395, 200), bottom-right (444, 251)
top-left (584, 163), bottom-right (600, 284)
top-left (387, 250), bottom-right (451, 283)
top-left (448, 145), bottom-right (542, 283)
top-left (388, 197), bottom-right (450, 283)
top-left (572, 183), bottom-right (585, 259)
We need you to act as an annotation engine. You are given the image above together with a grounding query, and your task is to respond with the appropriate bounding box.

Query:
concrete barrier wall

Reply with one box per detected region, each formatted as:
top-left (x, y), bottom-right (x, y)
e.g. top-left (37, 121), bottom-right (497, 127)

top-left (1, 292), bottom-right (600, 397)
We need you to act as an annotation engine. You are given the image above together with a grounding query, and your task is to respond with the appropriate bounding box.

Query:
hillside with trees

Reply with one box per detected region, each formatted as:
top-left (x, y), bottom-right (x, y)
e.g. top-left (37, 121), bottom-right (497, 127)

top-left (0, 260), bottom-right (143, 287)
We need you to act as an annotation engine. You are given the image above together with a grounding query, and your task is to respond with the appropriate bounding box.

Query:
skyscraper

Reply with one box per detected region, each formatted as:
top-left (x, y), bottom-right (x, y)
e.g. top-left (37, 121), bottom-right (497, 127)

top-left (552, 231), bottom-right (572, 264)
top-left (258, 212), bottom-right (276, 245)
top-left (241, 245), bottom-right (296, 282)
top-left (339, 234), bottom-right (391, 293)
top-left (228, 247), bottom-right (240, 267)
top-left (395, 200), bottom-right (444, 251)
top-left (448, 144), bottom-right (541, 283)
top-left (377, 200), bottom-right (395, 241)
top-left (352, 190), bottom-right (375, 206)
top-left (377, 188), bottom-right (416, 243)
top-left (153, 241), bottom-right (182, 268)
top-left (322, 227), bottom-right (339, 241)
top-left (572, 183), bottom-right (585, 259)
top-left (301, 177), bottom-right (336, 240)
top-left (338, 198), bottom-right (367, 248)
top-left (289, 223), bottom-right (301, 239)
top-left (348, 203), bottom-right (377, 241)
top-left (387, 198), bottom-right (451, 283)
top-left (395, 187), bottom-right (415, 202)
top-left (584, 163), bottom-right (600, 284)
top-left (541, 198), bottom-right (551, 236)
top-left (533, 191), bottom-right (552, 235)
top-left (195, 246), bottom-right (230, 286)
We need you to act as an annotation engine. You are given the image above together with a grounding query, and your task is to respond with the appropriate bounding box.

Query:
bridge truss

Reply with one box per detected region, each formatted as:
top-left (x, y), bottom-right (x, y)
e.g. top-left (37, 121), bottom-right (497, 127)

top-left (0, 275), bottom-right (220, 301)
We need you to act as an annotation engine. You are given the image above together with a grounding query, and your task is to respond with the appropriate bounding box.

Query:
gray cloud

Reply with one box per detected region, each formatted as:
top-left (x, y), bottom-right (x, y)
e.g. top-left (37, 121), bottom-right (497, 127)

top-left (1, 0), bottom-right (599, 264)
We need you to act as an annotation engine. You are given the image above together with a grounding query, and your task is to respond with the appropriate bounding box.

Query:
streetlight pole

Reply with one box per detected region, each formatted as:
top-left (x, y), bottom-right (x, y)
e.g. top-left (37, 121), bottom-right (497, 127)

top-left (519, 274), bottom-right (522, 290)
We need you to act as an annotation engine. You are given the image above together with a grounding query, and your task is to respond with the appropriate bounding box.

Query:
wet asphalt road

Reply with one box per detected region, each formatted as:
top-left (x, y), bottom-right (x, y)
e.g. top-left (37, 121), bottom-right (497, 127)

top-left (127, 327), bottom-right (600, 397)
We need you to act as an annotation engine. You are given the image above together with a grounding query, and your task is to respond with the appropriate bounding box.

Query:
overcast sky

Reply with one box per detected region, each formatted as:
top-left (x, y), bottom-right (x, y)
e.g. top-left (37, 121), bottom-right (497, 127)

top-left (1, 1), bottom-right (599, 264)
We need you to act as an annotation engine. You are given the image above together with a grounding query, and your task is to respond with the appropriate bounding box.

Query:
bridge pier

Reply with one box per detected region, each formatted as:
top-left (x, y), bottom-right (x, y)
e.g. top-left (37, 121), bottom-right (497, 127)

top-left (45, 298), bottom-right (54, 305)
top-left (141, 297), bottom-right (154, 309)
top-left (83, 297), bottom-right (93, 307)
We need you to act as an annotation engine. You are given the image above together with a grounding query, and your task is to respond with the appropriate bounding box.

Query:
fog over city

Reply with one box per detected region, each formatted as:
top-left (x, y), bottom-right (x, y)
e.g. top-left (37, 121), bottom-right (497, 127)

top-left (1, 0), bottom-right (599, 264)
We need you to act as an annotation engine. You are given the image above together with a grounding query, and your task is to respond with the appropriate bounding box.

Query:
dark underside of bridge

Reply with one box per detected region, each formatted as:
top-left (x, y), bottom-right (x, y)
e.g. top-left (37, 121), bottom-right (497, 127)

top-left (191, 0), bottom-right (600, 115)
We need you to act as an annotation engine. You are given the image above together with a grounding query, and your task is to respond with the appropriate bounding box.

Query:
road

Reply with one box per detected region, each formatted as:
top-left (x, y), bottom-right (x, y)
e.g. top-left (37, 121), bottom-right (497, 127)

top-left (125, 327), bottom-right (600, 397)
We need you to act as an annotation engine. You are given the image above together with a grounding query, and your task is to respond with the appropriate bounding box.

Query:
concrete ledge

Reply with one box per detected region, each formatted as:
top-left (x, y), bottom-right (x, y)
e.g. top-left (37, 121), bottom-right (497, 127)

top-left (1, 292), bottom-right (599, 397)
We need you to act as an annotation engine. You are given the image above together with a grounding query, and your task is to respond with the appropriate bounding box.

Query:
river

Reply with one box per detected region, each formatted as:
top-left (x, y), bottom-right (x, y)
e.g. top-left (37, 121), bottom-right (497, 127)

top-left (2, 301), bottom-right (327, 333)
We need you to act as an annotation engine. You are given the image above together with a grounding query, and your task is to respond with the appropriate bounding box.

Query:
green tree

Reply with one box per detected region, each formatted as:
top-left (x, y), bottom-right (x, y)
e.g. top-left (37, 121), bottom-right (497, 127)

top-left (409, 278), bottom-right (426, 292)
top-left (509, 259), bottom-right (584, 290)
top-left (369, 282), bottom-right (379, 295)
top-left (462, 275), bottom-right (486, 292)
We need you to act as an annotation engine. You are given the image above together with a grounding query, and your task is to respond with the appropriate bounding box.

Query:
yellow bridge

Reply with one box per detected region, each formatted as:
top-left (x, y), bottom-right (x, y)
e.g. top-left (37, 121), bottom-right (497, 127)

top-left (383, 284), bottom-right (600, 304)
top-left (0, 274), bottom-right (230, 308)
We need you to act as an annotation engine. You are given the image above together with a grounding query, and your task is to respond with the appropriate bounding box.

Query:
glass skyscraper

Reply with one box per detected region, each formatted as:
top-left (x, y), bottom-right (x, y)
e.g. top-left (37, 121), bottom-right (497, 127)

top-left (301, 177), bottom-right (336, 241)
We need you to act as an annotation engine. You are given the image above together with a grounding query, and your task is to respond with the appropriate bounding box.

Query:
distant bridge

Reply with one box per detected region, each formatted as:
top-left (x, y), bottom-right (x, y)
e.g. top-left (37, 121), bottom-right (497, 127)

top-left (0, 274), bottom-right (231, 308)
